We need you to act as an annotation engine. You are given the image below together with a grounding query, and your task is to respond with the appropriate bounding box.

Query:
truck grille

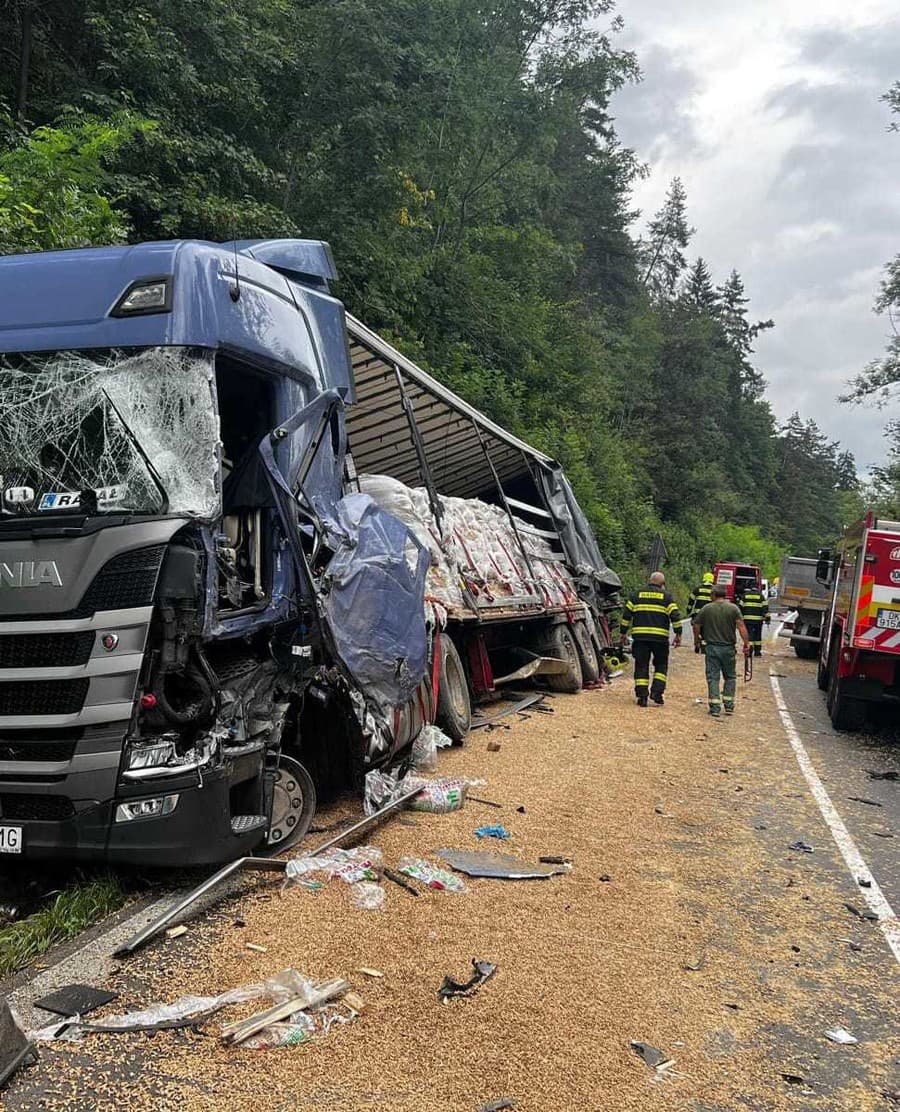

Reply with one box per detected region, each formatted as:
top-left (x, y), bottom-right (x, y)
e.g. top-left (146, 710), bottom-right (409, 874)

top-left (0, 737), bottom-right (78, 762)
top-left (0, 631), bottom-right (95, 669)
top-left (1, 545), bottom-right (165, 621)
top-left (0, 679), bottom-right (89, 717)
top-left (0, 794), bottom-right (75, 821)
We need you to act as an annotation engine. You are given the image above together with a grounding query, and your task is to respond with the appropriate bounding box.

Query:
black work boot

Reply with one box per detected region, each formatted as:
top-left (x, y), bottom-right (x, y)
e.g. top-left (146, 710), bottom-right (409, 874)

top-left (636, 695), bottom-right (648, 707)
top-left (651, 693), bottom-right (664, 705)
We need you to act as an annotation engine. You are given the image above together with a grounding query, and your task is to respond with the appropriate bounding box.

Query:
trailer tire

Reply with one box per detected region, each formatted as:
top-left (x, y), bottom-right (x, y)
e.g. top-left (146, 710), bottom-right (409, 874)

top-left (793, 640), bottom-right (818, 660)
top-left (436, 633), bottom-right (471, 745)
top-left (266, 755), bottom-right (316, 852)
top-left (826, 643), bottom-right (866, 732)
top-left (816, 653), bottom-right (829, 691)
top-left (572, 621), bottom-right (601, 685)
top-left (542, 623), bottom-right (583, 693)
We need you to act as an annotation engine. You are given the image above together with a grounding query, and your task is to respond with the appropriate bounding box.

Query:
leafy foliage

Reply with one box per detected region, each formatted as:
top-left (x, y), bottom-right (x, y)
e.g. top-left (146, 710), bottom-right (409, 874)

top-left (0, 0), bottom-right (864, 597)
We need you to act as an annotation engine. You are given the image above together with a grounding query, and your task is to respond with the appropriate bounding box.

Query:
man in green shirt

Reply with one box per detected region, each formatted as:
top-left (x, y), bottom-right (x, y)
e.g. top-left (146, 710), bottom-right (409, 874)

top-left (692, 585), bottom-right (751, 717)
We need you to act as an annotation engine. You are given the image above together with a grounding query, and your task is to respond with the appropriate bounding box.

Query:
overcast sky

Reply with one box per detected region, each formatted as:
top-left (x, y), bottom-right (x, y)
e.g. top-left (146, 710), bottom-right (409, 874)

top-left (609, 0), bottom-right (900, 473)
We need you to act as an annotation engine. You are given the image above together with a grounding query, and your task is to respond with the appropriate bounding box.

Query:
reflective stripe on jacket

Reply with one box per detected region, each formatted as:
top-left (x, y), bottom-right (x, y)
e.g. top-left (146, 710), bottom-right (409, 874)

top-left (621, 586), bottom-right (682, 641)
top-left (738, 590), bottom-right (768, 621)
top-left (688, 582), bottom-right (714, 616)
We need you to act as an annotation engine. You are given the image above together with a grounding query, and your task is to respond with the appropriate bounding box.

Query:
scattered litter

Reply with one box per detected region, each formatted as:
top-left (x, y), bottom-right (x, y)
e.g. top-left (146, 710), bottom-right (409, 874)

top-left (410, 724), bottom-right (454, 771)
top-left (837, 938), bottom-right (863, 952)
top-left (873, 831), bottom-right (894, 839)
top-left (0, 1000), bottom-right (38, 1088)
top-left (468, 796), bottom-right (502, 809)
top-left (789, 840), bottom-right (814, 854)
top-left (166, 925), bottom-right (189, 940)
top-left (478, 1100), bottom-right (517, 1111)
top-left (598, 874), bottom-right (613, 883)
top-left (284, 845), bottom-right (384, 889)
top-left (245, 943), bottom-right (268, 953)
top-left (654, 806), bottom-right (673, 818)
top-left (356, 968), bottom-right (384, 978)
top-left (516, 806), bottom-right (526, 813)
top-left (221, 975), bottom-right (351, 1046)
top-left (847, 796), bottom-right (882, 807)
top-left (34, 985), bottom-right (118, 1018)
top-left (409, 777), bottom-right (469, 813)
top-left (858, 877), bottom-right (872, 888)
top-left (724, 1002), bottom-right (740, 1011)
top-left (382, 867), bottom-right (421, 896)
top-left (682, 956), bottom-right (705, 972)
top-left (824, 1027), bottom-right (858, 1045)
top-left (781, 1073), bottom-right (807, 1086)
top-left (629, 1040), bottom-right (671, 1069)
top-left (397, 856), bottom-right (466, 892)
top-left (351, 882), bottom-right (385, 911)
top-left (844, 903), bottom-right (879, 922)
top-left (487, 740), bottom-right (502, 752)
top-left (437, 849), bottom-right (570, 879)
top-left (538, 855), bottom-right (571, 865)
top-left (866, 769), bottom-right (898, 781)
top-left (438, 959), bottom-right (496, 1002)
top-left (475, 825), bottom-right (511, 840)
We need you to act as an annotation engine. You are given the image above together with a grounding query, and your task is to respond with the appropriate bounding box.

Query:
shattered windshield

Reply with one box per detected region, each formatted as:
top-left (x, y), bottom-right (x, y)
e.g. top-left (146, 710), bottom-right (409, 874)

top-left (0, 346), bottom-right (220, 518)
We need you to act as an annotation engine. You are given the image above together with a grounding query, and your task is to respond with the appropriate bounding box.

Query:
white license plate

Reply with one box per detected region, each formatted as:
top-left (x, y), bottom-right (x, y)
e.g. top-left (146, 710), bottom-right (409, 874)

top-left (0, 825), bottom-right (23, 853)
top-left (876, 609), bottom-right (900, 631)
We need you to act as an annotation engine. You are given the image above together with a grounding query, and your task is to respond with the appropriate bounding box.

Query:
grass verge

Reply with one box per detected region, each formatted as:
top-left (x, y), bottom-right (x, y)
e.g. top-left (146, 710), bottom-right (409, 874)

top-left (0, 875), bottom-right (124, 978)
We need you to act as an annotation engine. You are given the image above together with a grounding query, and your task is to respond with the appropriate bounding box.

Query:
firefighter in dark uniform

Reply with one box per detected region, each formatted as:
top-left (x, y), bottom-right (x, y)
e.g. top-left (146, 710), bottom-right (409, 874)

top-left (737, 583), bottom-right (769, 657)
top-left (619, 571), bottom-right (683, 706)
top-left (688, 571), bottom-right (715, 653)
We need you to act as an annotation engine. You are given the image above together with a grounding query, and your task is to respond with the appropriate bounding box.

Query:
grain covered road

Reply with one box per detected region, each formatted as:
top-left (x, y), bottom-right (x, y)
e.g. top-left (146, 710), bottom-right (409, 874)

top-left (3, 638), bottom-right (899, 1112)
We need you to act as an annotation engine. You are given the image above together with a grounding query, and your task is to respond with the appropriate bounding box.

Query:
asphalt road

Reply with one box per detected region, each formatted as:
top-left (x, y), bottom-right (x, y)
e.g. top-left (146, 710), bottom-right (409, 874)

top-left (767, 614), bottom-right (900, 923)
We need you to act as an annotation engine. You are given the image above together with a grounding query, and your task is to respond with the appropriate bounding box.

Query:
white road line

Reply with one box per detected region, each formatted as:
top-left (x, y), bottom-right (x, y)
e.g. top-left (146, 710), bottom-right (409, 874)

top-left (770, 675), bottom-right (900, 965)
top-left (770, 619), bottom-right (784, 643)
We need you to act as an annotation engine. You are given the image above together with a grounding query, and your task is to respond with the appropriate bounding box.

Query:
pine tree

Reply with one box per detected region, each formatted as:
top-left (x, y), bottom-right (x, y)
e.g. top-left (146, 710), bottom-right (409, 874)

top-left (683, 257), bottom-right (718, 314)
top-left (640, 177), bottom-right (693, 301)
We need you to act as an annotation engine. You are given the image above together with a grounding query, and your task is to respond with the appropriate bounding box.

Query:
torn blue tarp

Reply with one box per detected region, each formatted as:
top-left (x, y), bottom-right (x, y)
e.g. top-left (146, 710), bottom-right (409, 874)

top-left (320, 494), bottom-right (429, 712)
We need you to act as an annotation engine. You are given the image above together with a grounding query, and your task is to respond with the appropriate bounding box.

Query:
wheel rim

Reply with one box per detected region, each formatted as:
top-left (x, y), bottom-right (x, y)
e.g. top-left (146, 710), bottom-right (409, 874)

top-left (267, 758), bottom-right (307, 848)
top-left (446, 652), bottom-right (469, 719)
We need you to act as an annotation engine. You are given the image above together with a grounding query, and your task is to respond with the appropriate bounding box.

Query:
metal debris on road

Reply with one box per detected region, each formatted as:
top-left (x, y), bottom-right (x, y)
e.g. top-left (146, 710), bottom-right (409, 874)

top-left (824, 1027), bottom-right (858, 1045)
top-left (382, 867), bottom-right (421, 896)
top-left (629, 1040), bottom-right (671, 1069)
top-left (437, 849), bottom-right (571, 879)
top-left (34, 985), bottom-right (118, 1018)
top-left (438, 959), bottom-right (497, 1002)
top-left (470, 693), bottom-right (548, 730)
top-left (788, 840), bottom-right (814, 853)
top-left (847, 796), bottom-right (883, 807)
top-left (844, 903), bottom-right (879, 922)
top-left (468, 796), bottom-right (503, 808)
top-left (538, 855), bottom-right (571, 865)
top-left (0, 1000), bottom-right (37, 1089)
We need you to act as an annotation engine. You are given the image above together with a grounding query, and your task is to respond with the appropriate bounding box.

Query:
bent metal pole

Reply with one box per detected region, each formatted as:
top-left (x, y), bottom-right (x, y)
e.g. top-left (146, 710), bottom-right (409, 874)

top-left (114, 785), bottom-right (423, 958)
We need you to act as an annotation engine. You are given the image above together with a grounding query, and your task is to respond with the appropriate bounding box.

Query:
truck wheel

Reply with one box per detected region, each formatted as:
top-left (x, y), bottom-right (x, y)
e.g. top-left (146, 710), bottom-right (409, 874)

top-left (571, 621), bottom-right (601, 684)
top-left (816, 653), bottom-right (829, 690)
top-left (436, 633), bottom-right (471, 745)
top-left (793, 640), bottom-right (818, 660)
top-left (266, 755), bottom-right (316, 852)
top-left (826, 645), bottom-right (866, 732)
top-left (543, 623), bottom-right (584, 693)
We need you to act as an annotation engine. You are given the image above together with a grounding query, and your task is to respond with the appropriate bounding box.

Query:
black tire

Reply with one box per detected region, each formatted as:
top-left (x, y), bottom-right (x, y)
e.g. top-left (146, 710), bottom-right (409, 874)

top-left (542, 623), bottom-right (584, 693)
top-left (436, 633), bottom-right (471, 744)
top-left (816, 652), bottom-right (829, 690)
top-left (266, 755), bottom-right (316, 852)
top-left (793, 640), bottom-right (818, 660)
top-left (826, 643), bottom-right (866, 732)
top-left (571, 621), bottom-right (601, 684)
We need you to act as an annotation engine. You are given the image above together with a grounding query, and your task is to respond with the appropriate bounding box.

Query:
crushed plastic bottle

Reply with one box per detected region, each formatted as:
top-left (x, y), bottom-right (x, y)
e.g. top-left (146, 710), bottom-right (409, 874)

top-left (397, 856), bottom-right (466, 892)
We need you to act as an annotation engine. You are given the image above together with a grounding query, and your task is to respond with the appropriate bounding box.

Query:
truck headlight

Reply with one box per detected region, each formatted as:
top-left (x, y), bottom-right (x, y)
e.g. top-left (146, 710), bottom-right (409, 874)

top-left (122, 734), bottom-right (217, 780)
top-left (115, 795), bottom-right (179, 823)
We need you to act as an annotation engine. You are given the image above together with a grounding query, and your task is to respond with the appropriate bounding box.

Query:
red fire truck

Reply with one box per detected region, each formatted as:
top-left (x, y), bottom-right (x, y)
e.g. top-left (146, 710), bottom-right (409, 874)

top-left (817, 512), bottom-right (900, 730)
top-left (713, 561), bottom-right (762, 602)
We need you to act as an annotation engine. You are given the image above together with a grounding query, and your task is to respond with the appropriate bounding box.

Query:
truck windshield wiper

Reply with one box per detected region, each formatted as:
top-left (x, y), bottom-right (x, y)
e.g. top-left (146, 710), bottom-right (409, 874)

top-left (101, 390), bottom-right (170, 514)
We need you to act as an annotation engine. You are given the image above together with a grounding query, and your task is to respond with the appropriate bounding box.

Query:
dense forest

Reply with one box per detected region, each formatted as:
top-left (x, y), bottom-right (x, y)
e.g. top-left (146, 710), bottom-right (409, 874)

top-left (0, 0), bottom-right (882, 591)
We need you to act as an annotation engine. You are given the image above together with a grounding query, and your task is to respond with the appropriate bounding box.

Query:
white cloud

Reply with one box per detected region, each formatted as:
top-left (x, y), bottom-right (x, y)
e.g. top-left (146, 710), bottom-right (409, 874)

top-left (609, 2), bottom-right (900, 468)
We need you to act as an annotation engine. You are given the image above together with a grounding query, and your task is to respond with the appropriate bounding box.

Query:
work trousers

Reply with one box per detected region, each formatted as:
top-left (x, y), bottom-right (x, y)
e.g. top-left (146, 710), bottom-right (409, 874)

top-left (632, 639), bottom-right (670, 699)
top-left (744, 620), bottom-right (763, 657)
top-left (705, 642), bottom-right (736, 715)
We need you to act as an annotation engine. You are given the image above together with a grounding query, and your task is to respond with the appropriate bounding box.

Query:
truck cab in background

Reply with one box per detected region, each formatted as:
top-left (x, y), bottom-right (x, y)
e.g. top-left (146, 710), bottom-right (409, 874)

top-left (816, 512), bottom-right (900, 730)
